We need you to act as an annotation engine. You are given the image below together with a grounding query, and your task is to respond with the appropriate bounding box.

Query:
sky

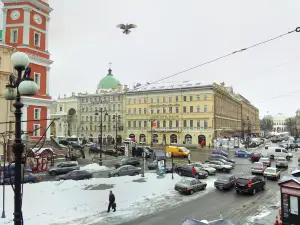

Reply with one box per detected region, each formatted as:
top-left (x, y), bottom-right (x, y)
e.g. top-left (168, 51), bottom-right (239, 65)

top-left (1, 0), bottom-right (300, 117)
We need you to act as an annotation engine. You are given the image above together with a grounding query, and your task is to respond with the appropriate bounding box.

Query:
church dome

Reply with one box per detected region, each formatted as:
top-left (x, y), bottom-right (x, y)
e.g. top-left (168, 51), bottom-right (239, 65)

top-left (97, 69), bottom-right (120, 90)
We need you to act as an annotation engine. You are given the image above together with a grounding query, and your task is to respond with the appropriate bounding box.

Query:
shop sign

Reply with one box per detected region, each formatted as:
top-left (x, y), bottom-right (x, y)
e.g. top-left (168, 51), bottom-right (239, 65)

top-left (282, 187), bottom-right (300, 197)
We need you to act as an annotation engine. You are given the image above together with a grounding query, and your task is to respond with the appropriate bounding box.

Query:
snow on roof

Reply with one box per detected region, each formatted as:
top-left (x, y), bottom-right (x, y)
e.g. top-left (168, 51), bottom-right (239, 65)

top-left (128, 81), bottom-right (213, 93)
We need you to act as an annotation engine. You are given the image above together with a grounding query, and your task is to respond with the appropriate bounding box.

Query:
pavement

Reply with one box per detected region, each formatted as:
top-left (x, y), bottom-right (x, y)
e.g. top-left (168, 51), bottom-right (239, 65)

top-left (107, 142), bottom-right (300, 225)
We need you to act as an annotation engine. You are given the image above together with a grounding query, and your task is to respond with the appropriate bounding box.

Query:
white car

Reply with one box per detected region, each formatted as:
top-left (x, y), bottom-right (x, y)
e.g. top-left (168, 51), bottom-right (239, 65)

top-left (204, 161), bottom-right (232, 172)
top-left (189, 162), bottom-right (216, 175)
top-left (275, 157), bottom-right (288, 168)
top-left (266, 147), bottom-right (293, 160)
top-left (251, 162), bottom-right (266, 174)
top-left (263, 167), bottom-right (281, 180)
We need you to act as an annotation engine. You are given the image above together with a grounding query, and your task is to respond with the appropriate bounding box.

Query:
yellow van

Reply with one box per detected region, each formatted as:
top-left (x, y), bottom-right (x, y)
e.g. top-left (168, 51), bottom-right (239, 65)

top-left (165, 146), bottom-right (190, 157)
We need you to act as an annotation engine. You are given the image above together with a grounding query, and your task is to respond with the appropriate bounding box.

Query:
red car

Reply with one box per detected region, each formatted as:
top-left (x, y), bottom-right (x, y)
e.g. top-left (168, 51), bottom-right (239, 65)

top-left (250, 152), bottom-right (262, 162)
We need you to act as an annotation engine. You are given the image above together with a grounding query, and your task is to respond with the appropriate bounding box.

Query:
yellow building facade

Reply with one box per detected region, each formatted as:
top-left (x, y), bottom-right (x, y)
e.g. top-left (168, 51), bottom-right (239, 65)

top-left (125, 82), bottom-right (260, 146)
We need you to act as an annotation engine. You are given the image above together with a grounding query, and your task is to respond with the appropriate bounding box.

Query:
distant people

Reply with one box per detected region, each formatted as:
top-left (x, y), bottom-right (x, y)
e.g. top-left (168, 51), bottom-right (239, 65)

top-left (188, 153), bottom-right (191, 164)
top-left (107, 190), bottom-right (116, 212)
top-left (132, 141), bottom-right (137, 157)
top-left (191, 166), bottom-right (196, 178)
top-left (82, 138), bottom-right (87, 145)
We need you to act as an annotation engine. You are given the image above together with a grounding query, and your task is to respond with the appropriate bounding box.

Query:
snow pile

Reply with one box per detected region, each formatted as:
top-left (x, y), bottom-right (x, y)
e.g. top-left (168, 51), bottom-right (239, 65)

top-left (2, 173), bottom-right (216, 225)
top-left (247, 207), bottom-right (272, 223)
top-left (80, 163), bottom-right (110, 172)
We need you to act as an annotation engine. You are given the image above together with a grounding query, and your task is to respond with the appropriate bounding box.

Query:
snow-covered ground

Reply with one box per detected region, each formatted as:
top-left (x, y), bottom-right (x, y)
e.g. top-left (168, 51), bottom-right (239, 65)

top-left (1, 173), bottom-right (216, 225)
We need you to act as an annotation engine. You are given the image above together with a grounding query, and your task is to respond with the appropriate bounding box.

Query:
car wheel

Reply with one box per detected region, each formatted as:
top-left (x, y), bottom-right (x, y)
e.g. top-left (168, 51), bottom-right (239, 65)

top-left (286, 156), bottom-right (290, 161)
top-left (270, 155), bottom-right (274, 160)
top-left (252, 188), bottom-right (256, 195)
top-left (178, 171), bottom-right (182, 176)
top-left (133, 172), bottom-right (138, 176)
top-left (261, 184), bottom-right (265, 190)
top-left (222, 168), bottom-right (227, 172)
top-left (50, 171), bottom-right (57, 176)
top-left (195, 174), bottom-right (200, 179)
top-left (113, 174), bottom-right (119, 177)
top-left (190, 189), bottom-right (194, 195)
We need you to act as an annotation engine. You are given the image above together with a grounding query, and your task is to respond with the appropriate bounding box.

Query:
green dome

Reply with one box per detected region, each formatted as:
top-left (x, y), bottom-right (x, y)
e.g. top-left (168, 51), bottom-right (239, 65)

top-left (97, 69), bottom-right (121, 90)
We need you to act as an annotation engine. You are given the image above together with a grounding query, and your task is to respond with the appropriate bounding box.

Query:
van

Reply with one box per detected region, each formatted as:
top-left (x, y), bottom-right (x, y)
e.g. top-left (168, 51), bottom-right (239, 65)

top-left (165, 146), bottom-right (190, 157)
top-left (267, 147), bottom-right (293, 160)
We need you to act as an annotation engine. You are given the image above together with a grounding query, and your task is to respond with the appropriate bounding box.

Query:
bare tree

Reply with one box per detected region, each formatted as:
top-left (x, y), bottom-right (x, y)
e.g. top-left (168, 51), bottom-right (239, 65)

top-left (285, 117), bottom-right (296, 136)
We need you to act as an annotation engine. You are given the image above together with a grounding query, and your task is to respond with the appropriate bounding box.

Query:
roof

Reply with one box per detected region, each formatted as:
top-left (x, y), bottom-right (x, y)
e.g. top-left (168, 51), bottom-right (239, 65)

top-left (127, 81), bottom-right (213, 93)
top-left (97, 69), bottom-right (121, 90)
top-left (278, 175), bottom-right (300, 185)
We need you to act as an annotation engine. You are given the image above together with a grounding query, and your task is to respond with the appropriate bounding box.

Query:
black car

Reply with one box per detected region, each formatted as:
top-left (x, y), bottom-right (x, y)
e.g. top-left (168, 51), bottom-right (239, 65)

top-left (176, 165), bottom-right (208, 179)
top-left (114, 157), bottom-right (140, 168)
top-left (235, 175), bottom-right (266, 195)
top-left (56, 170), bottom-right (93, 181)
top-left (134, 147), bottom-right (153, 158)
top-left (214, 174), bottom-right (236, 190)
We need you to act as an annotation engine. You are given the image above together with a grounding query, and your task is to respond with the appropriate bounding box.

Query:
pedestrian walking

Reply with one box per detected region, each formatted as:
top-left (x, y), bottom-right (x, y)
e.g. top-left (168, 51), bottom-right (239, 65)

top-left (191, 166), bottom-right (196, 178)
top-left (107, 190), bottom-right (116, 212)
top-left (187, 153), bottom-right (191, 164)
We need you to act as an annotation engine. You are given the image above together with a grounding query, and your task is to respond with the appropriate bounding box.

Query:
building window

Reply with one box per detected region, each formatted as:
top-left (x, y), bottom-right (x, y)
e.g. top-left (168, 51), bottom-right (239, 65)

top-left (190, 106), bottom-right (193, 113)
top-left (90, 116), bottom-right (92, 121)
top-left (183, 106), bottom-right (186, 113)
top-left (118, 104), bottom-right (121, 111)
top-left (163, 97), bottom-right (166, 103)
top-left (204, 120), bottom-right (208, 129)
top-left (197, 105), bottom-right (200, 113)
top-left (176, 120), bottom-right (179, 128)
top-left (176, 107), bottom-right (179, 113)
top-left (86, 116), bottom-right (88, 121)
top-left (196, 95), bottom-right (200, 101)
top-left (144, 121), bottom-right (147, 127)
top-left (134, 108), bottom-right (137, 114)
top-left (90, 107), bottom-right (92, 112)
top-left (183, 120), bottom-right (187, 128)
top-left (190, 96), bottom-right (193, 101)
top-left (34, 32), bottom-right (41, 47)
top-left (144, 98), bottom-right (146, 104)
top-left (151, 98), bottom-right (153, 103)
top-left (139, 121), bottom-right (142, 128)
top-left (169, 97), bottom-right (172, 102)
top-left (133, 99), bottom-right (136, 104)
top-left (157, 108), bottom-right (160, 114)
top-left (113, 104), bottom-right (116, 111)
top-left (81, 116), bottom-right (84, 121)
top-left (139, 98), bottom-right (142, 104)
top-left (169, 121), bottom-right (172, 128)
top-left (163, 107), bottom-right (166, 113)
top-left (169, 107), bottom-right (172, 113)
top-left (204, 95), bottom-right (208, 100)
top-left (156, 97), bottom-right (159, 103)
top-left (151, 108), bottom-right (154, 114)
top-left (197, 120), bottom-right (200, 128)
top-left (59, 106), bottom-right (62, 112)
top-left (10, 29), bottom-right (18, 43)
top-left (34, 73), bottom-right (40, 89)
top-left (128, 121), bottom-right (131, 128)
top-left (34, 108), bottom-right (41, 120)
top-left (204, 105), bottom-right (208, 112)
top-left (163, 121), bottom-right (166, 127)
top-left (133, 121), bottom-right (136, 128)
top-left (183, 96), bottom-right (187, 101)
top-left (128, 108), bottom-right (131, 114)
top-left (190, 120), bottom-right (193, 128)
top-left (157, 121), bottom-right (160, 128)
top-left (128, 99), bottom-right (131, 104)
top-left (81, 108), bottom-right (84, 112)
top-left (175, 96), bottom-right (179, 102)
top-left (139, 108), bottom-right (142, 114)
top-left (33, 124), bottom-right (40, 136)
top-left (144, 108), bottom-right (147, 114)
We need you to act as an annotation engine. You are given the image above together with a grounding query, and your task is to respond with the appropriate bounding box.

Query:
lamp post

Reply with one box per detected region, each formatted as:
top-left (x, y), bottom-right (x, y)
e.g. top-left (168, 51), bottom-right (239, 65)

top-left (3, 52), bottom-right (38, 225)
top-left (95, 108), bottom-right (108, 166)
top-left (1, 133), bottom-right (7, 219)
top-left (112, 114), bottom-right (122, 149)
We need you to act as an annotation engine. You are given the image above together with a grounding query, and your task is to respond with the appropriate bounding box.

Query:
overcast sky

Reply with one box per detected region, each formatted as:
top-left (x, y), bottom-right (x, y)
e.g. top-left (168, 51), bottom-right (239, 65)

top-left (1, 0), bottom-right (300, 117)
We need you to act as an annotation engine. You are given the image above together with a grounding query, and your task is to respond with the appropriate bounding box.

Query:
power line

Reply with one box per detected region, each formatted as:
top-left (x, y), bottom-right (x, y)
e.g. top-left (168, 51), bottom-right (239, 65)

top-left (137, 27), bottom-right (300, 88)
top-left (259, 89), bottom-right (300, 104)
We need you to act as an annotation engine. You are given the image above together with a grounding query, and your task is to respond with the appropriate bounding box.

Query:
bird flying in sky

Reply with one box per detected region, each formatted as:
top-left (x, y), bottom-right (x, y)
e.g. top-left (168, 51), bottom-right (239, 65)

top-left (116, 23), bottom-right (137, 35)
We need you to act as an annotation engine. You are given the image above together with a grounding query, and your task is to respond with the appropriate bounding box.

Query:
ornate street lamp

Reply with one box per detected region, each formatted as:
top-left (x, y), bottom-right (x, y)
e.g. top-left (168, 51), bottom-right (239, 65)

top-left (95, 108), bottom-right (108, 166)
top-left (3, 52), bottom-right (38, 225)
top-left (112, 114), bottom-right (122, 149)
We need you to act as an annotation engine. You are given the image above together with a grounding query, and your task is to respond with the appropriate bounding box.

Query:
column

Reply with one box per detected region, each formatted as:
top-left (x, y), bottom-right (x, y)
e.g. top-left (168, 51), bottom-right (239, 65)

top-left (2, 8), bottom-right (7, 43)
top-left (21, 105), bottom-right (28, 140)
top-left (46, 107), bottom-right (51, 139)
top-left (45, 18), bottom-right (50, 51)
top-left (46, 67), bottom-right (50, 96)
top-left (23, 7), bottom-right (31, 45)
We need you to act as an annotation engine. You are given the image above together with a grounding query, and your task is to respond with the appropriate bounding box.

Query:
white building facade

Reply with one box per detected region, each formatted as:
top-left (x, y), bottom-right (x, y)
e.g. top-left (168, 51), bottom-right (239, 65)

top-left (273, 113), bottom-right (288, 133)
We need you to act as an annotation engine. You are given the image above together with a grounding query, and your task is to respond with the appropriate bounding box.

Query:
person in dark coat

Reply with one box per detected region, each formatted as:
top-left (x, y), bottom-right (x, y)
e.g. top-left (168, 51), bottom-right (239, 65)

top-left (107, 190), bottom-right (116, 212)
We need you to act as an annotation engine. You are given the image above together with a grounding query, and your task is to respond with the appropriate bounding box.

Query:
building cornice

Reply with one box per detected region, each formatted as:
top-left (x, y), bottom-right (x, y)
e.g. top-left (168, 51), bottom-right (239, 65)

top-left (2, 0), bottom-right (53, 13)
top-left (27, 53), bottom-right (53, 68)
top-left (21, 96), bottom-right (54, 107)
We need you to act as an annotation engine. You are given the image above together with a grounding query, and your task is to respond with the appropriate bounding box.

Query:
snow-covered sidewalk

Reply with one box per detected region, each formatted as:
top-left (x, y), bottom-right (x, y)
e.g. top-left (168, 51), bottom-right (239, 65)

top-left (1, 173), bottom-right (216, 225)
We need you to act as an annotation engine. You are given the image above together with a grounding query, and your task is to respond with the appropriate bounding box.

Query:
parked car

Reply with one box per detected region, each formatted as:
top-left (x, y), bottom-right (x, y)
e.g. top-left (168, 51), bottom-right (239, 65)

top-left (204, 161), bottom-right (232, 172)
top-left (114, 157), bottom-right (140, 168)
top-left (212, 149), bottom-right (228, 157)
top-left (2, 173), bottom-right (40, 185)
top-left (251, 162), bottom-right (266, 174)
top-left (259, 157), bottom-right (271, 167)
top-left (48, 161), bottom-right (80, 176)
top-left (250, 152), bottom-right (262, 162)
top-left (176, 165), bottom-right (208, 179)
top-left (135, 147), bottom-right (152, 158)
top-left (189, 162), bottom-right (216, 175)
top-left (56, 170), bottom-right (93, 181)
top-left (235, 150), bottom-right (251, 158)
top-left (266, 147), bottom-right (293, 160)
top-left (148, 160), bottom-right (174, 173)
top-left (109, 165), bottom-right (141, 177)
top-left (174, 178), bottom-right (207, 195)
top-left (275, 157), bottom-right (288, 168)
top-left (207, 157), bottom-right (234, 167)
top-left (214, 174), bottom-right (236, 190)
top-left (209, 154), bottom-right (235, 164)
top-left (235, 175), bottom-right (266, 195)
top-left (263, 167), bottom-right (281, 180)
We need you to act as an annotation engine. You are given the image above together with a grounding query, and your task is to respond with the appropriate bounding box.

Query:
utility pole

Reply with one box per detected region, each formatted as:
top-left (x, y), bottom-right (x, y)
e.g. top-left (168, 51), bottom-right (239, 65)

top-left (95, 108), bottom-right (107, 166)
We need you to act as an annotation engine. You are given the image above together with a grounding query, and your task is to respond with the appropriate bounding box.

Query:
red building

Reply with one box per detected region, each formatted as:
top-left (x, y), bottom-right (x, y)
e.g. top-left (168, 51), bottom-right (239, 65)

top-left (1, 0), bottom-right (53, 140)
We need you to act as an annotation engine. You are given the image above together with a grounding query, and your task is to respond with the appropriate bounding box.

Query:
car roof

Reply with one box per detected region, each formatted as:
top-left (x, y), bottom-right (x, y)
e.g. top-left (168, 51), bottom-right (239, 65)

top-left (218, 174), bottom-right (233, 178)
top-left (277, 157), bottom-right (286, 160)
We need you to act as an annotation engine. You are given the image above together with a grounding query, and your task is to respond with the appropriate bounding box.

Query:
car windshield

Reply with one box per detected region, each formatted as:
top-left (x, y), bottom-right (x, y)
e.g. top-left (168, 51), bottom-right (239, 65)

top-left (218, 176), bottom-right (230, 182)
top-left (201, 164), bottom-right (209, 168)
top-left (237, 178), bottom-right (249, 184)
top-left (265, 168), bottom-right (276, 173)
top-left (180, 179), bottom-right (191, 184)
top-left (277, 158), bottom-right (285, 162)
top-left (181, 147), bottom-right (188, 152)
top-left (253, 163), bottom-right (263, 168)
